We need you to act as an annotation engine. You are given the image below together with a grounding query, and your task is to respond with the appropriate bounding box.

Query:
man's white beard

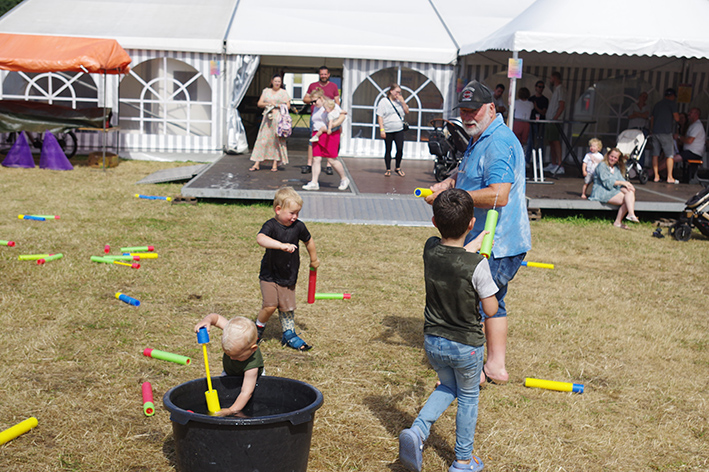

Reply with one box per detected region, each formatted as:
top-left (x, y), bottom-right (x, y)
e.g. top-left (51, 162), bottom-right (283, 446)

top-left (463, 112), bottom-right (493, 139)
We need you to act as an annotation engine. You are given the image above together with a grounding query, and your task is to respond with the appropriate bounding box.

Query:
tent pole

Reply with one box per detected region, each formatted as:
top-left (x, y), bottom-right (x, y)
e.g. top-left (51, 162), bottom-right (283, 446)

top-left (102, 71), bottom-right (107, 171)
top-left (506, 50), bottom-right (518, 130)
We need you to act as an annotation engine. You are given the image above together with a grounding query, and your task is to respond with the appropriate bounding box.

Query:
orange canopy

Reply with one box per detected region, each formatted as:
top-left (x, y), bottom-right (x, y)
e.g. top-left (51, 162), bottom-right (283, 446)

top-left (0, 33), bottom-right (131, 74)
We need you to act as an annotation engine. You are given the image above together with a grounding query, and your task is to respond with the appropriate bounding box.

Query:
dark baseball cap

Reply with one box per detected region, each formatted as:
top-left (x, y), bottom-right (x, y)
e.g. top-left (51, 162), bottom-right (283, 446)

top-left (454, 80), bottom-right (494, 110)
top-left (664, 88), bottom-right (677, 97)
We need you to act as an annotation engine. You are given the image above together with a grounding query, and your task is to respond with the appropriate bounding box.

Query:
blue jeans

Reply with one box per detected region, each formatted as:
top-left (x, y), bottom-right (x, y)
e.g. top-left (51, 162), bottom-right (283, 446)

top-left (413, 335), bottom-right (484, 461)
top-left (482, 253), bottom-right (525, 320)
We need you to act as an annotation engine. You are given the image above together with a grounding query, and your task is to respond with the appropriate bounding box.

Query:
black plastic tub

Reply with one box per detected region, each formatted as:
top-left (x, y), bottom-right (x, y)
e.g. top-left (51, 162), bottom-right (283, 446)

top-left (163, 375), bottom-right (323, 472)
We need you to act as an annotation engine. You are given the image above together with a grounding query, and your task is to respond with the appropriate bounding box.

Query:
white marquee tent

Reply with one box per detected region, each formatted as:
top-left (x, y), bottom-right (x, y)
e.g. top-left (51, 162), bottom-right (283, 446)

top-left (2, 0), bottom-right (707, 162)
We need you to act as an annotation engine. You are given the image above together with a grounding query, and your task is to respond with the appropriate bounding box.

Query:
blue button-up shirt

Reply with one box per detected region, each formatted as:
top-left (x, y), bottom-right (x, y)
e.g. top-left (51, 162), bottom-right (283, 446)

top-left (457, 114), bottom-right (532, 258)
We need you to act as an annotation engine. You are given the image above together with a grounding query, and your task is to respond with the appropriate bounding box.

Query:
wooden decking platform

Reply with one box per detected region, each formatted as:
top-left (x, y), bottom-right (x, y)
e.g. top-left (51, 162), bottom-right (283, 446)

top-left (178, 134), bottom-right (704, 226)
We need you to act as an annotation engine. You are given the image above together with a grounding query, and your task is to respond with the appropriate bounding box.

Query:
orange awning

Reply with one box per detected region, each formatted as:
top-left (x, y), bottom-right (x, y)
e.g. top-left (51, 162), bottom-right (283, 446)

top-left (0, 33), bottom-right (130, 74)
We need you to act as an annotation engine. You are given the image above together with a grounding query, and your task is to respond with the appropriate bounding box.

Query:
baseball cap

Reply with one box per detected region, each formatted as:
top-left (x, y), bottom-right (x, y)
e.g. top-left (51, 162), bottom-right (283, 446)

top-left (454, 80), bottom-right (494, 110)
top-left (664, 88), bottom-right (677, 97)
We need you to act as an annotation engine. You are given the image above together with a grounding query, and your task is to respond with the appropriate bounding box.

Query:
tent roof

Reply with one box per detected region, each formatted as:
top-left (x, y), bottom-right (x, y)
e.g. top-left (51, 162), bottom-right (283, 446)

top-left (0, 0), bottom-right (531, 65)
top-left (225, 0), bottom-right (459, 63)
top-left (460, 0), bottom-right (709, 59)
top-left (0, 0), bottom-right (238, 54)
top-left (0, 33), bottom-right (131, 74)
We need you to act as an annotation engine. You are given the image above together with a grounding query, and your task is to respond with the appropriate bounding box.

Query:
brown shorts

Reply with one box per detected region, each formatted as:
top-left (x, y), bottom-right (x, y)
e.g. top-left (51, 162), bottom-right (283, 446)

top-left (260, 280), bottom-right (296, 311)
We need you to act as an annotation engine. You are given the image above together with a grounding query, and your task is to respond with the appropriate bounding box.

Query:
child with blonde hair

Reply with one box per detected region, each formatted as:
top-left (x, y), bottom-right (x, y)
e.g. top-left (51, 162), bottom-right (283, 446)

top-left (255, 186), bottom-right (319, 350)
top-left (581, 138), bottom-right (604, 199)
top-left (309, 98), bottom-right (346, 143)
top-left (193, 314), bottom-right (263, 416)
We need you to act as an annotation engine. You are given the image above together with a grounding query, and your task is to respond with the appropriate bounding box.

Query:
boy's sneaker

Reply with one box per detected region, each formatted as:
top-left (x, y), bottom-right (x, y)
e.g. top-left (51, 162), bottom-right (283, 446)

top-left (256, 324), bottom-right (265, 344)
top-left (302, 181), bottom-right (319, 191)
top-left (325, 166), bottom-right (333, 175)
top-left (399, 427), bottom-right (424, 472)
top-left (309, 136), bottom-right (319, 143)
top-left (338, 178), bottom-right (350, 191)
top-left (448, 456), bottom-right (484, 472)
top-left (543, 163), bottom-right (557, 173)
top-left (554, 165), bottom-right (565, 175)
top-left (300, 165), bottom-right (312, 174)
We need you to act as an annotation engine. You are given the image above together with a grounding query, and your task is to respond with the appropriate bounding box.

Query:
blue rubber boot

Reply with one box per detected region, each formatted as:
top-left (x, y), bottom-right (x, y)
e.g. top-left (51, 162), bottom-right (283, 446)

top-left (399, 426), bottom-right (424, 472)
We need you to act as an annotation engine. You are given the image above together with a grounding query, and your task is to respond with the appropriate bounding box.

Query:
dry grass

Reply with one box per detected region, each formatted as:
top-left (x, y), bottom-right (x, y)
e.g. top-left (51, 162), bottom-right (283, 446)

top-left (0, 157), bottom-right (707, 471)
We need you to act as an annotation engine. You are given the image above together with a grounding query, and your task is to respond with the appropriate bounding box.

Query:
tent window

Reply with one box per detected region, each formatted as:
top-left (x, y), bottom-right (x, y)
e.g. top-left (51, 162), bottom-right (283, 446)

top-left (351, 66), bottom-right (443, 142)
top-left (1, 71), bottom-right (98, 109)
top-left (119, 58), bottom-right (212, 137)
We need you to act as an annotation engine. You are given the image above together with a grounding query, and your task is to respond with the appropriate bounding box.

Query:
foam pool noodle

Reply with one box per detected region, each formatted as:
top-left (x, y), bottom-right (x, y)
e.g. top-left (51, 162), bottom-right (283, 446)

top-left (120, 246), bottom-right (154, 252)
top-left (135, 194), bottom-right (172, 201)
top-left (104, 255), bottom-right (140, 261)
top-left (29, 215), bottom-right (59, 219)
top-left (142, 382), bottom-right (155, 416)
top-left (18, 215), bottom-right (45, 221)
top-left (143, 348), bottom-right (191, 365)
top-left (37, 254), bottom-right (63, 264)
top-left (1, 240), bottom-right (16, 247)
top-left (116, 292), bottom-right (141, 306)
top-left (314, 293), bottom-right (351, 300)
top-left (307, 268), bottom-right (317, 304)
top-left (0, 417), bottom-right (38, 446)
top-left (197, 327), bottom-right (221, 415)
top-left (124, 252), bottom-right (158, 259)
top-left (521, 261), bottom-right (555, 269)
top-left (479, 209), bottom-right (498, 259)
top-left (414, 188), bottom-right (433, 198)
top-left (19, 254), bottom-right (51, 261)
top-left (524, 377), bottom-right (584, 394)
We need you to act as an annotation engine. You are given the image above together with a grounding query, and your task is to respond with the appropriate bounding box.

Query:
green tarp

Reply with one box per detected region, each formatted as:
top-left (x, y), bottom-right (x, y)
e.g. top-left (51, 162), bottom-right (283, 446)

top-left (0, 100), bottom-right (108, 133)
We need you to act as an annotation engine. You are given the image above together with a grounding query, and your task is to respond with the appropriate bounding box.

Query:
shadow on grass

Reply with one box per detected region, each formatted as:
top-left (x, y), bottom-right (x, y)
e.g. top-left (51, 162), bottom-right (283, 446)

top-left (373, 315), bottom-right (424, 350)
top-left (364, 391), bottom-right (455, 471)
top-left (162, 435), bottom-right (177, 469)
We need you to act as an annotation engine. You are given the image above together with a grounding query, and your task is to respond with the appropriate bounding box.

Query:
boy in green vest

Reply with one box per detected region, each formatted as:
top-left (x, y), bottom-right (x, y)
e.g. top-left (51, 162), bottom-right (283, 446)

top-left (399, 188), bottom-right (499, 472)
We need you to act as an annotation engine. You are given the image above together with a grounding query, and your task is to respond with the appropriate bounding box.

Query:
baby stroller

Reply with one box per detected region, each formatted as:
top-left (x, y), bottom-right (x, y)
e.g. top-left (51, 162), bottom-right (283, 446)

top-left (669, 185), bottom-right (709, 241)
top-left (427, 118), bottom-right (469, 182)
top-left (616, 129), bottom-right (649, 184)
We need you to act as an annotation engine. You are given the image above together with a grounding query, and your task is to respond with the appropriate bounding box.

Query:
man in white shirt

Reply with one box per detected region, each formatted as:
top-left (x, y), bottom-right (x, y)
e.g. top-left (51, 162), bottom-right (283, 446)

top-left (674, 107), bottom-right (706, 184)
top-left (543, 71), bottom-right (566, 175)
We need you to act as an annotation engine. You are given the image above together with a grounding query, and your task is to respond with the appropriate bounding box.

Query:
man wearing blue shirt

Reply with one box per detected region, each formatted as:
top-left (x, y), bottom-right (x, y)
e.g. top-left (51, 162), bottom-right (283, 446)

top-left (427, 80), bottom-right (532, 386)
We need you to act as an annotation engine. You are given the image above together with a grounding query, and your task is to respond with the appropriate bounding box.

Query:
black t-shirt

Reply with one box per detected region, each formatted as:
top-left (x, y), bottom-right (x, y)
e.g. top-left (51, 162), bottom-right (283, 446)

top-left (258, 218), bottom-right (311, 287)
top-left (529, 95), bottom-right (549, 119)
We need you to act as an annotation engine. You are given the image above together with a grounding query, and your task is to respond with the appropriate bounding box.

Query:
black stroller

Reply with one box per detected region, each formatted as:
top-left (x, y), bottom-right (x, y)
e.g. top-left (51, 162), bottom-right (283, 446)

top-left (427, 118), bottom-right (469, 182)
top-left (669, 185), bottom-right (709, 241)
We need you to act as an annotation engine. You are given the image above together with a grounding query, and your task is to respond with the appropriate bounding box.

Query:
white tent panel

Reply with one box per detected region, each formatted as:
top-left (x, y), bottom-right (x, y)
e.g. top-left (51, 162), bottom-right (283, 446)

top-left (225, 0), bottom-right (459, 64)
top-left (460, 0), bottom-right (709, 59)
top-left (0, 0), bottom-right (237, 54)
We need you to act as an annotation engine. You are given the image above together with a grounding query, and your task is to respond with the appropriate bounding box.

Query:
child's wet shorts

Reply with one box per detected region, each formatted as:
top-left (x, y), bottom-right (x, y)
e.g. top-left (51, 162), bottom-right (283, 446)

top-left (260, 280), bottom-right (296, 311)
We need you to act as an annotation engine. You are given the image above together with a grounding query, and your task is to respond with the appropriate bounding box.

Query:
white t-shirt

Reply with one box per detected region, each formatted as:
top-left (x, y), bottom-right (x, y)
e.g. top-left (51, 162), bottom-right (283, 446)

top-left (472, 258), bottom-right (499, 300)
top-left (311, 106), bottom-right (328, 131)
top-left (514, 99), bottom-right (534, 120)
top-left (627, 102), bottom-right (649, 129)
top-left (684, 120), bottom-right (707, 156)
top-left (582, 151), bottom-right (604, 174)
top-left (547, 84), bottom-right (566, 121)
top-left (327, 106), bottom-right (344, 126)
top-left (376, 99), bottom-right (406, 133)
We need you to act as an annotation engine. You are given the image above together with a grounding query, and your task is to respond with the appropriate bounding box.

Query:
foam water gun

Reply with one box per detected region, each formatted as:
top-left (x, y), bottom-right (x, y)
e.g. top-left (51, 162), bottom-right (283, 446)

top-left (414, 188), bottom-right (433, 198)
top-left (28, 215), bottom-right (60, 219)
top-left (307, 268), bottom-right (317, 304)
top-left (0, 417), bottom-right (38, 446)
top-left (91, 256), bottom-right (140, 269)
top-left (123, 253), bottom-right (158, 259)
top-left (143, 348), bottom-right (191, 365)
top-left (116, 292), bottom-right (141, 306)
top-left (521, 261), bottom-right (555, 269)
top-left (18, 215), bottom-right (45, 221)
top-left (314, 293), bottom-right (351, 300)
top-left (37, 254), bottom-right (63, 265)
top-left (135, 194), bottom-right (172, 201)
top-left (197, 327), bottom-right (221, 415)
top-left (121, 246), bottom-right (154, 252)
top-left (141, 382), bottom-right (155, 416)
top-left (479, 209), bottom-right (498, 259)
top-left (19, 254), bottom-right (52, 261)
top-left (524, 377), bottom-right (584, 393)
top-left (1, 240), bottom-right (16, 247)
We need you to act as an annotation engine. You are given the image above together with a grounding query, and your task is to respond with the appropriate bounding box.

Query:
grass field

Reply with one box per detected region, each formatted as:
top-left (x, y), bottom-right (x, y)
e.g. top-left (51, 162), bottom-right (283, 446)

top-left (0, 157), bottom-right (707, 471)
